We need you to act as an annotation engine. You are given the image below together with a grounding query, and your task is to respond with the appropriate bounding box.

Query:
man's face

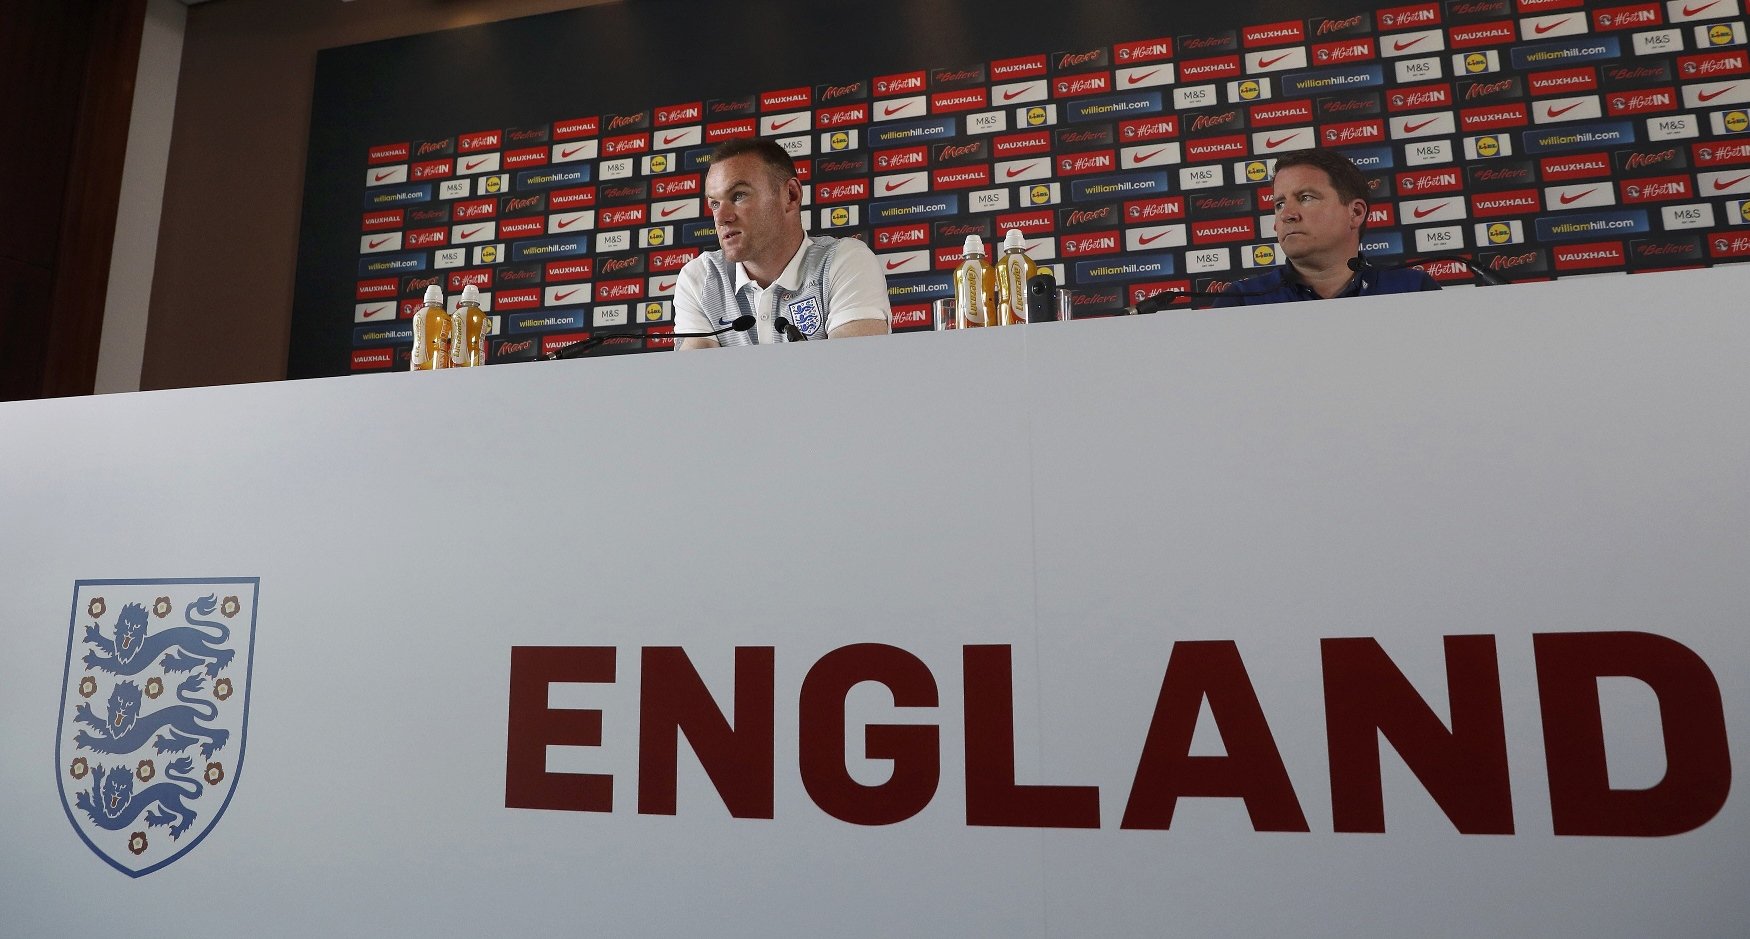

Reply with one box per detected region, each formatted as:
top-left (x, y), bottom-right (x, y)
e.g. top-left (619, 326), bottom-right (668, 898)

top-left (1270, 164), bottom-right (1367, 266)
top-left (705, 153), bottom-right (800, 268)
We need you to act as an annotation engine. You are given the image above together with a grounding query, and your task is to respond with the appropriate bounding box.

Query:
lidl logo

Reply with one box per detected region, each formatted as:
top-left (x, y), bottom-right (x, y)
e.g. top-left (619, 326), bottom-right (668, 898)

top-left (1710, 24), bottom-right (1734, 46)
top-left (1252, 244), bottom-right (1276, 265)
top-left (1026, 106), bottom-right (1048, 127)
top-left (830, 206), bottom-right (851, 226)
top-left (1237, 80), bottom-right (1262, 100)
top-left (1029, 184), bottom-right (1051, 204)
top-left (1727, 110), bottom-right (1750, 132)
top-left (830, 131), bottom-right (850, 150)
top-left (650, 154), bottom-right (669, 173)
top-left (1477, 135), bottom-right (1500, 157)
top-left (645, 303), bottom-right (665, 321)
top-left (1464, 52), bottom-right (1489, 73)
top-left (648, 228), bottom-right (667, 246)
top-left (1488, 222), bottom-right (1512, 244)
top-left (484, 177), bottom-right (503, 193)
top-left (1245, 160), bottom-right (1270, 182)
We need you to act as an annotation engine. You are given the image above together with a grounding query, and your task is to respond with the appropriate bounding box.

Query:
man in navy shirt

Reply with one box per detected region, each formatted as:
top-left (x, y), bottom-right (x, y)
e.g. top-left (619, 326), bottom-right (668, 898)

top-left (1212, 149), bottom-right (1439, 306)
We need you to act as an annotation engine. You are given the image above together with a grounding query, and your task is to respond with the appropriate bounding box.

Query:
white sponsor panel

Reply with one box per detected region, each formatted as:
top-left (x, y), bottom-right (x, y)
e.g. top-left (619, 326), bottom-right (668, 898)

top-left (359, 232), bottom-right (402, 254)
top-left (1684, 80), bottom-right (1750, 108)
top-left (1396, 55), bottom-right (1445, 82)
top-left (365, 165), bottom-right (408, 187)
top-left (438, 179), bottom-right (472, 200)
top-left (1117, 63), bottom-right (1177, 89)
top-left (969, 188), bottom-right (1011, 213)
top-left (595, 230), bottom-right (632, 253)
top-left (1544, 183), bottom-right (1617, 209)
top-left (550, 140), bottom-right (597, 164)
top-left (652, 198), bottom-right (700, 222)
top-left (592, 303), bottom-right (628, 327)
top-left (433, 247), bottom-right (466, 269)
top-left (818, 205), bottom-right (861, 229)
top-left (1125, 223), bottom-right (1187, 252)
top-left (1017, 235), bottom-right (1057, 261)
top-left (451, 222), bottom-right (496, 244)
top-left (1234, 158), bottom-right (1276, 184)
top-left (1390, 111), bottom-right (1457, 138)
top-left (647, 275), bottom-right (678, 298)
top-left (468, 243), bottom-right (506, 266)
top-left (1245, 48), bottom-right (1306, 73)
top-left (1014, 103), bottom-right (1060, 127)
top-left (992, 80), bottom-right (1049, 105)
top-left (777, 135), bottom-right (812, 158)
top-left (1172, 84), bottom-right (1218, 109)
top-left (1464, 133), bottom-right (1516, 159)
top-left (1185, 245), bottom-right (1232, 272)
top-left (458, 152), bottom-right (503, 175)
top-left (1695, 21), bottom-right (1748, 45)
top-left (876, 249), bottom-right (931, 275)
top-left (1520, 12), bottom-right (1590, 39)
top-left (599, 158), bottom-right (634, 180)
top-left (1414, 225), bottom-right (1465, 253)
top-left (996, 158), bottom-right (1052, 182)
top-left (1019, 182), bottom-right (1063, 206)
top-left (1228, 76), bottom-right (1275, 101)
top-left (1399, 196), bottom-right (1467, 223)
top-left (1633, 28), bottom-right (1686, 55)
top-left (1667, 0), bottom-right (1742, 21)
top-left (547, 210), bottom-right (595, 234)
top-left (1533, 95), bottom-right (1603, 124)
top-left (354, 301), bottom-right (396, 323)
top-left (819, 129), bottom-right (860, 152)
top-left (1654, 113), bottom-right (1705, 138)
top-left (1726, 198), bottom-right (1750, 223)
top-left (544, 284), bottom-right (589, 306)
top-left (760, 111), bottom-right (812, 136)
top-left (1475, 219), bottom-right (1527, 245)
top-left (875, 95), bottom-right (927, 121)
top-left (640, 154), bottom-right (680, 175)
top-left (637, 226), bottom-right (676, 249)
top-left (652, 126), bottom-right (703, 151)
top-left (1178, 163), bottom-right (1225, 190)
top-left (966, 110), bottom-right (1009, 135)
top-left (1404, 139), bottom-right (1455, 165)
top-left (1699, 167), bottom-right (1750, 193)
top-left (1661, 202), bottom-right (1717, 228)
top-left (1453, 49), bottom-right (1502, 74)
top-left (472, 174), bottom-right (510, 196)
top-left (1123, 142), bottom-right (1183, 168)
top-left (876, 172), bottom-right (929, 196)
top-left (1252, 127), bottom-right (1314, 154)
top-left (1382, 28), bottom-right (1446, 57)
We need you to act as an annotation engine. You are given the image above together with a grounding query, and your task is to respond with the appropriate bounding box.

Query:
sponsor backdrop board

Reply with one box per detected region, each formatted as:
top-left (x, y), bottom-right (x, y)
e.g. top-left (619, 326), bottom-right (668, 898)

top-left (295, 0), bottom-right (1750, 379)
top-left (5, 268), bottom-right (1750, 935)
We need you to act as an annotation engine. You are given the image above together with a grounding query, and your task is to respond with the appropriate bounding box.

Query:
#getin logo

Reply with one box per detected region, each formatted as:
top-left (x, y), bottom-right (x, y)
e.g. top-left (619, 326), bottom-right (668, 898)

top-left (56, 578), bottom-right (259, 877)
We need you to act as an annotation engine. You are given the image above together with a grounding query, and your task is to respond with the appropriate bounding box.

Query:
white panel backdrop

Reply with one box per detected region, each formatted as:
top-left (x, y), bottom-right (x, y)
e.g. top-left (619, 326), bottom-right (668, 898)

top-left (2, 269), bottom-right (1747, 937)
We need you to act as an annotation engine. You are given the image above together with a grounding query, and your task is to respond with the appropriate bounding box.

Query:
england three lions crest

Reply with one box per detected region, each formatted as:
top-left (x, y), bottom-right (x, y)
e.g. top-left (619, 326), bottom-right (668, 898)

top-left (56, 578), bottom-right (259, 877)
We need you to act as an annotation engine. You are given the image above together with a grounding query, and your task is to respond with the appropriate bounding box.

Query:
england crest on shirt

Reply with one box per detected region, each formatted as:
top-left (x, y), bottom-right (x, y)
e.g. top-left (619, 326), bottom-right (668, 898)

top-left (56, 578), bottom-right (259, 877)
top-left (786, 294), bottom-right (823, 336)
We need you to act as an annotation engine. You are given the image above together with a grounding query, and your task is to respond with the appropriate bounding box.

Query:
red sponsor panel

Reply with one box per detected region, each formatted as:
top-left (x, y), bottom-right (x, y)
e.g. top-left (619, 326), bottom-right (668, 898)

top-left (1592, 3), bottom-right (1663, 30)
top-left (1620, 174), bottom-right (1695, 202)
top-left (1191, 217), bottom-right (1257, 242)
top-left (504, 147), bottom-right (549, 168)
top-left (1367, 203), bottom-right (1398, 227)
top-left (595, 278), bottom-right (645, 302)
top-left (648, 248), bottom-right (699, 272)
top-left (1313, 38), bottom-right (1377, 64)
top-left (990, 54), bottom-right (1049, 80)
top-left (655, 102), bottom-right (703, 126)
top-left (1244, 20), bottom-right (1308, 47)
top-left (350, 348), bottom-right (394, 371)
top-left (1469, 188), bottom-right (1541, 216)
top-left (1127, 280), bottom-right (1191, 305)
top-left (1250, 100), bottom-right (1315, 127)
top-left (398, 299), bottom-right (426, 319)
top-left (1061, 231), bottom-right (1122, 256)
top-left (1057, 151), bottom-right (1117, 176)
top-left (603, 133), bottom-right (650, 156)
top-left (1053, 72), bottom-right (1113, 97)
top-left (874, 70), bottom-right (926, 97)
top-left (496, 288), bottom-right (542, 311)
top-left (874, 224), bottom-right (931, 250)
top-left (1540, 152), bottom-right (1611, 180)
top-left (933, 246), bottom-right (967, 270)
top-left (599, 205), bottom-right (648, 228)
top-left (448, 269), bottom-right (493, 291)
top-left (996, 209), bottom-right (1055, 234)
top-left (1607, 87), bottom-right (1677, 115)
top-left (411, 159), bottom-right (452, 180)
top-left (368, 142), bottom-right (410, 165)
top-left (355, 278), bottom-right (398, 300)
top-left (932, 89), bottom-right (988, 113)
top-left (653, 174), bottom-right (702, 198)
top-left (874, 146), bottom-right (929, 171)
top-left (1693, 140), bottom-right (1750, 165)
top-left (760, 87), bottom-right (811, 112)
top-left (638, 325), bottom-right (674, 350)
top-left (540, 332), bottom-right (589, 357)
top-left (361, 210), bottom-right (403, 232)
top-left (405, 227), bottom-right (448, 248)
top-left (1679, 49), bottom-right (1750, 79)
top-left (1322, 119), bottom-right (1385, 145)
top-left (553, 117), bottom-right (600, 140)
top-left (1461, 103), bottom-right (1530, 129)
top-left (1450, 21), bottom-right (1516, 46)
top-left (1516, 0), bottom-right (1584, 10)
top-left (1185, 134), bottom-right (1249, 161)
top-left (452, 198), bottom-right (497, 221)
top-left (1389, 82), bottom-right (1454, 111)
top-left (1113, 37), bottom-right (1174, 64)
top-left (1419, 258), bottom-right (1475, 283)
top-left (993, 130), bottom-right (1054, 157)
top-left (545, 259), bottom-right (593, 282)
top-left (549, 186), bottom-right (597, 210)
top-left (818, 103), bottom-right (869, 127)
top-left (816, 179), bottom-right (871, 203)
top-left (890, 303), bottom-right (932, 330)
top-left (1376, 2), bottom-right (1442, 28)
top-left (458, 130), bottom-right (502, 153)
top-left (1119, 115), bottom-right (1180, 141)
top-left (932, 165), bottom-right (992, 189)
top-left (1179, 55), bottom-right (1242, 82)
top-left (499, 218), bottom-right (547, 239)
top-left (1552, 240), bottom-right (1626, 270)
top-left (793, 161), bottom-right (813, 182)
top-left (706, 119), bottom-right (757, 142)
top-left (1527, 67), bottom-right (1598, 95)
top-left (1707, 232), bottom-right (1750, 258)
top-left (1396, 166), bottom-right (1464, 194)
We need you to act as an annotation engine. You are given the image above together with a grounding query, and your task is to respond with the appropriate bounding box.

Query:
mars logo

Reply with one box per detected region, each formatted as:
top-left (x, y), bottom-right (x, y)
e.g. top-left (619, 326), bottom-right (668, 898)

top-left (57, 578), bottom-right (258, 877)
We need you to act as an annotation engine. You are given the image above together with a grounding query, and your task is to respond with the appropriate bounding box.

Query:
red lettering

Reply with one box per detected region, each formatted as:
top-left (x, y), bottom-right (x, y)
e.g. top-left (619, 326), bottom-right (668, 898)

top-left (504, 646), bottom-right (615, 812)
top-left (964, 645), bottom-right (1100, 828)
top-left (799, 644), bottom-right (941, 825)
top-left (637, 647), bottom-right (775, 819)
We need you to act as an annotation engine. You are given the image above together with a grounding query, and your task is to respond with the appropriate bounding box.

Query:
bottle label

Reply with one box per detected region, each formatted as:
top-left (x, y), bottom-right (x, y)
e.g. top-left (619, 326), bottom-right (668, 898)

top-left (411, 313), bottom-right (428, 369)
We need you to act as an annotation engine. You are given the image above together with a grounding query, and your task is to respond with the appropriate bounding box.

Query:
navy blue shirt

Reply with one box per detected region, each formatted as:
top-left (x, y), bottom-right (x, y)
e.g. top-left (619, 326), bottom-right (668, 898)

top-left (1210, 259), bottom-right (1441, 307)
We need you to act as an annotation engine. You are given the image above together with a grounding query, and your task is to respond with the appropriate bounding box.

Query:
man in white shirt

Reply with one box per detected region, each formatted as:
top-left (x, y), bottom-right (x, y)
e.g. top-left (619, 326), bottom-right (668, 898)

top-left (672, 138), bottom-right (891, 348)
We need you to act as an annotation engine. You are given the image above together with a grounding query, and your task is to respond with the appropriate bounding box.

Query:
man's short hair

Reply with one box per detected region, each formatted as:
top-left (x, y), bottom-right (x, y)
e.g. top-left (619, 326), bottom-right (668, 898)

top-left (708, 138), bottom-right (798, 186)
top-left (1271, 148), bottom-right (1370, 205)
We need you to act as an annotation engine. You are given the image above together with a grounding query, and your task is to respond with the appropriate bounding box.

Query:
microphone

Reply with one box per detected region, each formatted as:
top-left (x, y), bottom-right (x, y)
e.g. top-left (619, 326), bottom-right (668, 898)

top-left (544, 313), bottom-right (756, 359)
top-left (1122, 287), bottom-right (1270, 314)
top-left (773, 315), bottom-right (807, 342)
top-left (1025, 272), bottom-right (1058, 323)
top-left (1353, 251), bottom-right (1508, 286)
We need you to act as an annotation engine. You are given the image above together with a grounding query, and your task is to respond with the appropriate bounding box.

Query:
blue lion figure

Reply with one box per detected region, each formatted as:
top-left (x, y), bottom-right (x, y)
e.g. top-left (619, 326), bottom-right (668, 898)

top-left (73, 673), bottom-right (229, 760)
top-left (74, 757), bottom-right (203, 840)
top-left (83, 594), bottom-right (234, 677)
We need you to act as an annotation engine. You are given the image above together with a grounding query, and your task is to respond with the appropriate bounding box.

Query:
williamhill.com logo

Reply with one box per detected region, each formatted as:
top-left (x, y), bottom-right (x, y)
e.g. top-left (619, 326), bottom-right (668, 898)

top-left (56, 578), bottom-right (259, 877)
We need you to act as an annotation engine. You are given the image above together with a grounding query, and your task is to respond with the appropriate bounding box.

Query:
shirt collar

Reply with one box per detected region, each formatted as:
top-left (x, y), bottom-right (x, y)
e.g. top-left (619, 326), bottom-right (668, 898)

top-left (1281, 256), bottom-right (1366, 298)
top-left (733, 236), bottom-right (810, 295)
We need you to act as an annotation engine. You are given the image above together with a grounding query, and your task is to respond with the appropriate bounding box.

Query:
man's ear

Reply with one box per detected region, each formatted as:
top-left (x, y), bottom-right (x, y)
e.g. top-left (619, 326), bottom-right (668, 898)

top-left (1349, 198), bottom-right (1368, 230)
top-left (785, 176), bottom-right (804, 212)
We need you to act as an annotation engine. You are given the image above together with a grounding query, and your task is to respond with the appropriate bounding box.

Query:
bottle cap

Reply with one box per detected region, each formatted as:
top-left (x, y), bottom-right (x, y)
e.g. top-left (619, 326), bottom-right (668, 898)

top-left (423, 285), bottom-right (443, 306)
top-left (460, 284), bottom-right (480, 305)
top-left (1002, 229), bottom-right (1027, 252)
top-left (962, 235), bottom-right (985, 258)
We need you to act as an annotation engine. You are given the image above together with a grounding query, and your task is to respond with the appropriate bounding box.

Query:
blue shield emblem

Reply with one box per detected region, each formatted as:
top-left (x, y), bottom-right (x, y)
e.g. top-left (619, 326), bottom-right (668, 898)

top-left (56, 578), bottom-right (259, 877)
top-left (786, 295), bottom-right (822, 336)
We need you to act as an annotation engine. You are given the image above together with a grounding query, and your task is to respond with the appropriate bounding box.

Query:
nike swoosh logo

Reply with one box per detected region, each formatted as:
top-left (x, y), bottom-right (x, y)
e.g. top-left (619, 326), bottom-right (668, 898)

top-left (366, 307), bottom-right (387, 316)
top-left (1534, 19), bottom-right (1571, 34)
top-left (555, 290), bottom-right (579, 301)
top-left (659, 281), bottom-right (676, 292)
top-left (663, 132), bottom-right (689, 144)
top-left (1698, 86), bottom-right (1737, 101)
top-left (1412, 204), bottom-right (1449, 218)
top-left (1138, 231), bottom-right (1170, 245)
top-left (717, 315), bottom-right (736, 325)
top-left (1685, 0), bottom-right (1722, 13)
top-left (1405, 118), bottom-right (1438, 132)
top-left (1133, 148), bottom-right (1167, 163)
top-left (367, 237), bottom-right (390, 248)
top-left (1547, 102), bottom-right (1583, 117)
top-left (660, 205), bottom-right (686, 217)
top-left (374, 171), bottom-right (395, 182)
top-left (885, 259), bottom-right (912, 270)
top-left (1265, 134), bottom-right (1298, 148)
top-left (771, 117), bottom-right (799, 130)
top-left (561, 146), bottom-right (586, 158)
top-left (884, 103), bottom-right (913, 116)
top-left (464, 159), bottom-right (487, 170)
top-left (885, 180), bottom-right (912, 191)
top-left (1258, 54), bottom-right (1291, 68)
top-left (460, 228), bottom-right (483, 239)
top-left (1126, 69), bottom-right (1162, 84)
top-left (1559, 189), bottom-right (1597, 204)
top-left (557, 217), bottom-right (581, 228)
top-left (1006, 164), bottom-right (1040, 177)
top-left (1714, 173), bottom-right (1750, 190)
top-left (1393, 37), bottom-right (1426, 51)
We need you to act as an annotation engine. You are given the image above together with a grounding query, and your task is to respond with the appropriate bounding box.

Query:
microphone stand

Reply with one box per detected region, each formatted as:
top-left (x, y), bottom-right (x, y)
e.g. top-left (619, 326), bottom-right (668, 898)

top-left (544, 313), bottom-right (757, 359)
